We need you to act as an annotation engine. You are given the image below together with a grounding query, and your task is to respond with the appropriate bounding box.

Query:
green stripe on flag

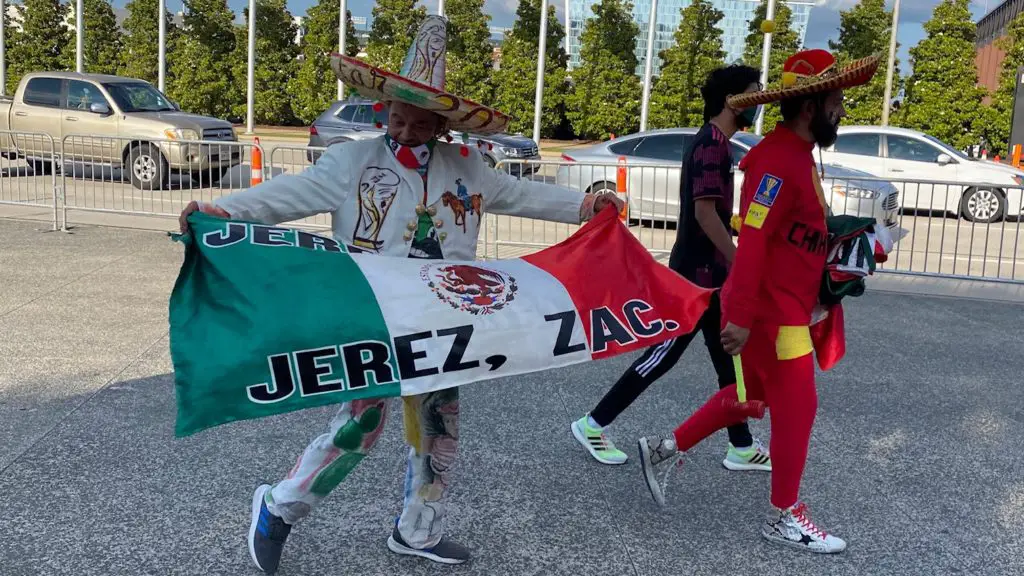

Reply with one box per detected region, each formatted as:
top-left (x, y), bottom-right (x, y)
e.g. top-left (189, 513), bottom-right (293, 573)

top-left (169, 213), bottom-right (400, 437)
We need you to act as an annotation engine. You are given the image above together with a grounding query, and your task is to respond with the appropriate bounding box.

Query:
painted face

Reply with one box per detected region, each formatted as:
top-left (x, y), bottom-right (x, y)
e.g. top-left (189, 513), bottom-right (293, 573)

top-left (387, 101), bottom-right (443, 148)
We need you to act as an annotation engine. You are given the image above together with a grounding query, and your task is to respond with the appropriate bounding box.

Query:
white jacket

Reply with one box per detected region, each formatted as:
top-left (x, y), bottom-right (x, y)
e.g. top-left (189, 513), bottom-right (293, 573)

top-left (214, 137), bottom-right (588, 261)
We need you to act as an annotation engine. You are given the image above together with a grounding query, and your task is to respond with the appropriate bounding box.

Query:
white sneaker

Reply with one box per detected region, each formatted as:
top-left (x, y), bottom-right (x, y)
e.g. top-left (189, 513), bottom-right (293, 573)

top-left (637, 436), bottom-right (682, 506)
top-left (571, 415), bottom-right (628, 465)
top-left (722, 438), bottom-right (772, 472)
top-left (762, 502), bottom-right (847, 554)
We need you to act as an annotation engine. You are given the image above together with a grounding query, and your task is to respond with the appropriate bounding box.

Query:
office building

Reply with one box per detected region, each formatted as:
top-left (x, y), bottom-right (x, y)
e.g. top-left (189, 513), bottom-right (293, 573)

top-left (976, 0), bottom-right (1024, 94)
top-left (567, 0), bottom-right (814, 76)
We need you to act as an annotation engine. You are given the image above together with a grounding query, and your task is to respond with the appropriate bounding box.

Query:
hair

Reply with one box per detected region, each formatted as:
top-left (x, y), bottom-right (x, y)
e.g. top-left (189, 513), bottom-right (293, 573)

top-left (780, 92), bottom-right (829, 122)
top-left (700, 65), bottom-right (762, 122)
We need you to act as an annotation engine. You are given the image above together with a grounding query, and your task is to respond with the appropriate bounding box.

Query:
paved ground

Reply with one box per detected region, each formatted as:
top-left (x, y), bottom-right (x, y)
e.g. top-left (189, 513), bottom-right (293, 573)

top-left (1, 217), bottom-right (1023, 575)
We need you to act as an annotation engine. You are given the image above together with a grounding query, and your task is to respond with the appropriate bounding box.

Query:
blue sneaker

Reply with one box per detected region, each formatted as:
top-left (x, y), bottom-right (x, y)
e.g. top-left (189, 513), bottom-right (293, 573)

top-left (248, 484), bottom-right (292, 573)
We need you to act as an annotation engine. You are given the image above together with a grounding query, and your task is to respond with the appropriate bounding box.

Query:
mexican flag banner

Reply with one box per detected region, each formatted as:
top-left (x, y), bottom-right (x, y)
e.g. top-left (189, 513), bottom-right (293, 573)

top-left (169, 207), bottom-right (713, 437)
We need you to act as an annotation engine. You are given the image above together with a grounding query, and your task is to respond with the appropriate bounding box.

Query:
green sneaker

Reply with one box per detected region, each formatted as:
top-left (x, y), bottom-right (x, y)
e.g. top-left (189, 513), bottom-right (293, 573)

top-left (571, 415), bottom-right (628, 465)
top-left (722, 438), bottom-right (771, 472)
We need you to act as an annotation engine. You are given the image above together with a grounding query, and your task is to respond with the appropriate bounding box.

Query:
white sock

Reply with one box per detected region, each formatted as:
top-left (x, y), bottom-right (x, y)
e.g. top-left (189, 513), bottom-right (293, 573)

top-left (586, 415), bottom-right (602, 430)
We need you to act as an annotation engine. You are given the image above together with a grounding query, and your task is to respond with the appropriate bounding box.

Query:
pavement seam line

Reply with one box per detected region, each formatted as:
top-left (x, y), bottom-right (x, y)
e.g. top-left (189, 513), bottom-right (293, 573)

top-left (0, 331), bottom-right (169, 477)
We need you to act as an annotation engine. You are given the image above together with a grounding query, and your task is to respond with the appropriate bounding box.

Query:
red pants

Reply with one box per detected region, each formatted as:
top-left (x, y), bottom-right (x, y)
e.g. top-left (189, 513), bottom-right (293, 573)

top-left (673, 325), bottom-right (817, 510)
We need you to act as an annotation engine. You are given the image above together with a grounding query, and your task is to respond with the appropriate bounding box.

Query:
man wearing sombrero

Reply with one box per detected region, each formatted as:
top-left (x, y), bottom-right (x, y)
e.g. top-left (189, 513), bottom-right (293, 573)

top-left (634, 49), bottom-right (880, 554)
top-left (177, 15), bottom-right (622, 573)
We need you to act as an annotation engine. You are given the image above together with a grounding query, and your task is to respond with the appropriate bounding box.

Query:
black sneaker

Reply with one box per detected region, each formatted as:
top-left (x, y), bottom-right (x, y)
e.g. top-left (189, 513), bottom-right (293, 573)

top-left (248, 484), bottom-right (293, 573)
top-left (386, 525), bottom-right (470, 564)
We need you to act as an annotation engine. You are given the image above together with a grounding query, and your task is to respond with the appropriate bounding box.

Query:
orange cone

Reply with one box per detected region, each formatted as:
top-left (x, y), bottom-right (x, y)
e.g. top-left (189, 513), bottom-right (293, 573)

top-left (616, 156), bottom-right (629, 222)
top-left (250, 137), bottom-right (264, 187)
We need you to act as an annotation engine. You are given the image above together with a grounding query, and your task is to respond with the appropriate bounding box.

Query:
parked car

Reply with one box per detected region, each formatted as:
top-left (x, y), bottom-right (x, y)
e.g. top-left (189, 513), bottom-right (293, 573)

top-left (556, 128), bottom-right (900, 229)
top-left (307, 98), bottom-right (541, 175)
top-left (0, 71), bottom-right (239, 189)
top-left (820, 125), bottom-right (1024, 223)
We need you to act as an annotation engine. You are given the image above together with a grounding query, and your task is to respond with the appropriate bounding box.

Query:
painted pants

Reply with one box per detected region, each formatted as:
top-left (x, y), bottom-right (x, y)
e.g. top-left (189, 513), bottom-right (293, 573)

top-left (266, 387), bottom-right (459, 550)
top-left (673, 325), bottom-right (817, 510)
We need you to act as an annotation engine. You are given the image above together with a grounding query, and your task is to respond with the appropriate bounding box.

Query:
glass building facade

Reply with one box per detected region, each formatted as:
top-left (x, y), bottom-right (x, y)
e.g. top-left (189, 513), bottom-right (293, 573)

top-left (566, 0), bottom-right (814, 76)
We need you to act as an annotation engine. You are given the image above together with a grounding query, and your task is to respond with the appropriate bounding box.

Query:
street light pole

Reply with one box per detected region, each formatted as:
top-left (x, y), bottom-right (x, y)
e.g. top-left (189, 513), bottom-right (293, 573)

top-left (246, 0), bottom-right (256, 134)
top-left (158, 0), bottom-right (166, 92)
top-left (881, 0), bottom-right (901, 126)
top-left (532, 0), bottom-right (549, 146)
top-left (438, 0), bottom-right (444, 16)
top-left (639, 0), bottom-right (658, 132)
top-left (564, 0), bottom-right (570, 54)
top-left (76, 0), bottom-right (83, 72)
top-left (337, 0), bottom-right (347, 100)
top-left (755, 0), bottom-right (776, 136)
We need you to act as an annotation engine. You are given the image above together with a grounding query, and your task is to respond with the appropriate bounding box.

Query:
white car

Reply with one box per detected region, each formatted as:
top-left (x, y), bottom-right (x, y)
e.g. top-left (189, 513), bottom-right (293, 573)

top-left (821, 125), bottom-right (1024, 223)
top-left (555, 128), bottom-right (899, 229)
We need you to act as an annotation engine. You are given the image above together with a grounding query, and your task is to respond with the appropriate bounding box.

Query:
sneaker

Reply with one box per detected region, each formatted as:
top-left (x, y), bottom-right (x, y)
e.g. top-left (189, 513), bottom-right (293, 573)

top-left (387, 526), bottom-right (471, 564)
top-left (248, 484), bottom-right (293, 573)
top-left (762, 502), bottom-right (847, 554)
top-left (637, 436), bottom-right (682, 506)
top-left (723, 438), bottom-right (772, 472)
top-left (571, 415), bottom-right (628, 465)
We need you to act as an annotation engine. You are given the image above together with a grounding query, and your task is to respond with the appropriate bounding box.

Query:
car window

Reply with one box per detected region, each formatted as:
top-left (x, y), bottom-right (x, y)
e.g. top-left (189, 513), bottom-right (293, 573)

top-left (336, 105), bottom-right (356, 122)
top-left (608, 137), bottom-right (642, 156)
top-left (887, 136), bottom-right (941, 163)
top-left (23, 77), bottom-right (63, 108)
top-left (352, 105), bottom-right (374, 125)
top-left (729, 142), bottom-right (747, 166)
top-left (834, 133), bottom-right (880, 157)
top-left (631, 134), bottom-right (689, 161)
top-left (66, 80), bottom-right (108, 111)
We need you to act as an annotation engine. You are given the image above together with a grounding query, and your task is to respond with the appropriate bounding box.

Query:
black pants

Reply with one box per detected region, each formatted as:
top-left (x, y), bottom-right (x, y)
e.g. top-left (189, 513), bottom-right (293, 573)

top-left (589, 291), bottom-right (753, 448)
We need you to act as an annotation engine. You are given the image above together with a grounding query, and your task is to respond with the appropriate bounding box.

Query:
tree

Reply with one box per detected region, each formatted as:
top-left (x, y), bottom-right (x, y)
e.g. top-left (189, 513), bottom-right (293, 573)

top-left (565, 0), bottom-right (641, 139)
top-left (290, 2), bottom-right (360, 124)
top-left (7, 0), bottom-right (71, 93)
top-left (365, 0), bottom-right (426, 73)
top-left (490, 0), bottom-right (569, 137)
top-left (742, 0), bottom-right (801, 131)
top-left (979, 12), bottom-right (1024, 156)
top-left (229, 0), bottom-right (300, 125)
top-left (896, 0), bottom-right (986, 152)
top-left (828, 0), bottom-right (899, 126)
top-left (121, 0), bottom-right (178, 86)
top-left (445, 0), bottom-right (494, 104)
top-left (60, 0), bottom-right (123, 76)
top-left (167, 0), bottom-right (238, 119)
top-left (649, 0), bottom-right (726, 129)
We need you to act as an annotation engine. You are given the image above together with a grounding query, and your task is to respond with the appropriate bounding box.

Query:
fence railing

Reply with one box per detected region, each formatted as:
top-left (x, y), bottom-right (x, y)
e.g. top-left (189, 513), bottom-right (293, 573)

top-left (0, 134), bottom-right (1020, 284)
top-left (0, 130), bottom-right (60, 230)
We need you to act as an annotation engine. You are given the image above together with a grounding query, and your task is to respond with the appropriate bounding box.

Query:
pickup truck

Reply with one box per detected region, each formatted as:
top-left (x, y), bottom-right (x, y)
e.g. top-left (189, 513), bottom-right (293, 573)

top-left (0, 71), bottom-right (240, 189)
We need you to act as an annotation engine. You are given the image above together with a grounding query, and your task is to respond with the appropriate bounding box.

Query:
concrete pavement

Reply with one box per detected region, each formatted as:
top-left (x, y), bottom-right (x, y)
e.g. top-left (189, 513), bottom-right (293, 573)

top-left (1, 217), bottom-right (1023, 575)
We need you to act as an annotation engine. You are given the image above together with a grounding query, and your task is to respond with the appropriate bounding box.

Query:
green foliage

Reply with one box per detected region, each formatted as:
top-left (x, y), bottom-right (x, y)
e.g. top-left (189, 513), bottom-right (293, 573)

top-left (565, 0), bottom-right (641, 139)
top-left (980, 11), bottom-right (1024, 155)
top-left (59, 0), bottom-right (123, 76)
top-left (490, 0), bottom-right (568, 137)
top-left (167, 0), bottom-right (238, 119)
top-left (445, 0), bottom-right (494, 104)
top-left (365, 0), bottom-right (426, 73)
top-left (290, 2), bottom-right (360, 124)
top-left (121, 0), bottom-right (178, 86)
top-left (649, 0), bottom-right (726, 129)
top-left (828, 0), bottom-right (899, 126)
top-left (229, 0), bottom-right (300, 125)
top-left (895, 0), bottom-right (985, 151)
top-left (7, 0), bottom-right (72, 93)
top-left (743, 0), bottom-right (801, 131)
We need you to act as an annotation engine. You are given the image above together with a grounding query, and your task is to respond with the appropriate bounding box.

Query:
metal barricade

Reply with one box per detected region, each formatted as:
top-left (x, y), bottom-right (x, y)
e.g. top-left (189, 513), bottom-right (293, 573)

top-left (59, 134), bottom-right (261, 229)
top-left (0, 129), bottom-right (60, 230)
top-left (266, 144), bottom-right (330, 230)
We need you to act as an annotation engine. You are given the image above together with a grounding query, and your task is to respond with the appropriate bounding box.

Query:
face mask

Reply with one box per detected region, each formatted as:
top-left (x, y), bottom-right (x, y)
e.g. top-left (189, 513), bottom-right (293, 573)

top-left (738, 105), bottom-right (761, 129)
top-left (810, 102), bottom-right (840, 148)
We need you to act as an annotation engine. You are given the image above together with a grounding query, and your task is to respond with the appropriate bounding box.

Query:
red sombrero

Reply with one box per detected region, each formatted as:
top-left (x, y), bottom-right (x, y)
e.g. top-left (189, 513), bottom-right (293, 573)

top-left (727, 49), bottom-right (881, 108)
top-left (330, 15), bottom-right (510, 135)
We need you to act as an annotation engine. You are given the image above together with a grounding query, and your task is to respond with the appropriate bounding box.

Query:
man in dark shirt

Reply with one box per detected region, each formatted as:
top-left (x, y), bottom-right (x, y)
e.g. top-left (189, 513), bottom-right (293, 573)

top-left (570, 65), bottom-right (769, 470)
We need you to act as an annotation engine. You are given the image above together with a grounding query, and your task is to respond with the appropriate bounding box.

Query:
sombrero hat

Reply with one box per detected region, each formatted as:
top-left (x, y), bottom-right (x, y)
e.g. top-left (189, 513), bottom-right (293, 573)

top-left (330, 15), bottom-right (510, 135)
top-left (727, 49), bottom-right (881, 109)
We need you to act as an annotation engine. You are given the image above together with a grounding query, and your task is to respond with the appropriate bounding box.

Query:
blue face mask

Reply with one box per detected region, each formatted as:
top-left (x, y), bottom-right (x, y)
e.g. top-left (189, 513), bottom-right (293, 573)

top-left (739, 105), bottom-right (762, 129)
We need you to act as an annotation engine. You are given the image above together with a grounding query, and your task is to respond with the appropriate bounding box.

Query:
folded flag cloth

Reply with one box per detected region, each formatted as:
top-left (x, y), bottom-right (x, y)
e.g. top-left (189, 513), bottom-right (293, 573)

top-left (167, 207), bottom-right (714, 437)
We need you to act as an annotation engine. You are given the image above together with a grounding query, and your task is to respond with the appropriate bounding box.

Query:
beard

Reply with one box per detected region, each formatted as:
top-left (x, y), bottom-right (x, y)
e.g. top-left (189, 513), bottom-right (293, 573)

top-left (810, 107), bottom-right (840, 147)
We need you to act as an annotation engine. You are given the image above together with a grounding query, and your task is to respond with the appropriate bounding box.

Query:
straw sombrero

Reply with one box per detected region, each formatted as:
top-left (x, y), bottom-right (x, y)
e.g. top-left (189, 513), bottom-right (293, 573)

top-left (330, 15), bottom-right (510, 135)
top-left (727, 49), bottom-right (881, 109)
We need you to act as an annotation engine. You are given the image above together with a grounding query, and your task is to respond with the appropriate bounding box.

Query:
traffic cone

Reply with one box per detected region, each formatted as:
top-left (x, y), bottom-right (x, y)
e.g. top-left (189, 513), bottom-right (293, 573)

top-left (250, 137), bottom-right (264, 187)
top-left (616, 155), bottom-right (629, 222)
top-left (1013, 144), bottom-right (1022, 168)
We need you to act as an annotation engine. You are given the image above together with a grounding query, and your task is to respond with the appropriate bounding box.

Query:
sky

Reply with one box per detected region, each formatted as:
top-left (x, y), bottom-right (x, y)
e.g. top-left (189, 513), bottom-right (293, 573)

top-left (131, 0), bottom-right (995, 75)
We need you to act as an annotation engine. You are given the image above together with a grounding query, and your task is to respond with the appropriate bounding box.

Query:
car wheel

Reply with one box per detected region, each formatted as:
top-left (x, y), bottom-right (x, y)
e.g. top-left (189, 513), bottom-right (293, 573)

top-left (587, 181), bottom-right (616, 196)
top-left (960, 187), bottom-right (1006, 223)
top-left (29, 159), bottom-right (53, 175)
top-left (128, 143), bottom-right (168, 191)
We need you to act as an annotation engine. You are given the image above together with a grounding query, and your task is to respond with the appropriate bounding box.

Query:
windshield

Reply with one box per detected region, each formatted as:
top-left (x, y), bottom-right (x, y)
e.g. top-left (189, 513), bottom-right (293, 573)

top-left (101, 82), bottom-right (176, 113)
top-left (733, 131), bottom-right (763, 148)
top-left (919, 132), bottom-right (971, 161)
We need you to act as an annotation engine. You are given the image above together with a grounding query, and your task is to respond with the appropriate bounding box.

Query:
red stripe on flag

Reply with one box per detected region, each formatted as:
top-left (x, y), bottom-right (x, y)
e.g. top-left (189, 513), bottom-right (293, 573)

top-left (811, 303), bottom-right (846, 371)
top-left (522, 206), bottom-right (714, 360)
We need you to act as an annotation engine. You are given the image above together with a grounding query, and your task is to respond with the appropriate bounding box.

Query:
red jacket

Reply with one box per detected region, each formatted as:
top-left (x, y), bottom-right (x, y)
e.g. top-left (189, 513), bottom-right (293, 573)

top-left (721, 124), bottom-right (828, 330)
